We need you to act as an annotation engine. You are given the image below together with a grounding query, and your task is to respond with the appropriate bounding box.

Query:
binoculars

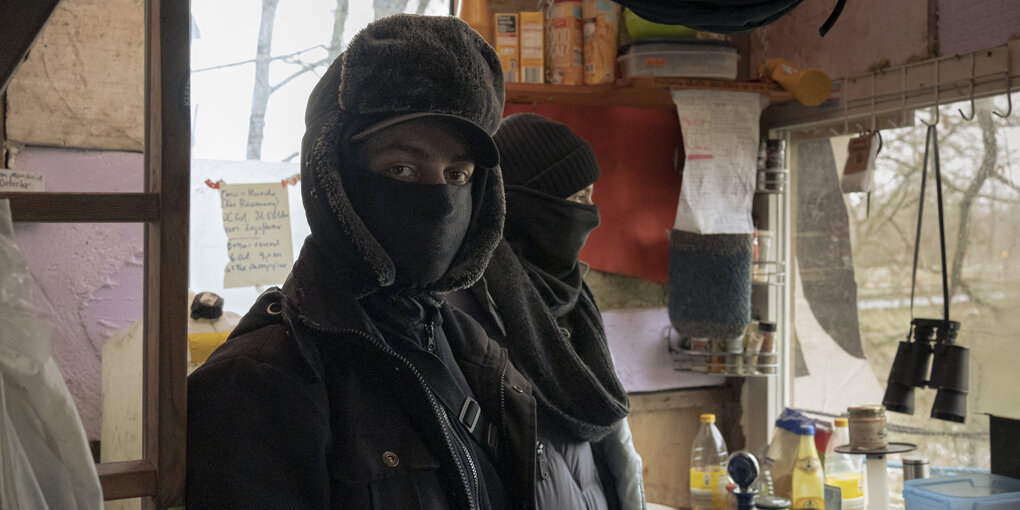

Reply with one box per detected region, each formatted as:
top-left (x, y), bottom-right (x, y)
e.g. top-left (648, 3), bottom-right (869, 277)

top-left (882, 318), bottom-right (969, 423)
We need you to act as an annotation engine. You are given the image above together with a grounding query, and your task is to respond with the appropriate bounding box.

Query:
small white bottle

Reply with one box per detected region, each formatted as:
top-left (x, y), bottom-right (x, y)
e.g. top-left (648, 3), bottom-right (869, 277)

top-left (824, 418), bottom-right (865, 508)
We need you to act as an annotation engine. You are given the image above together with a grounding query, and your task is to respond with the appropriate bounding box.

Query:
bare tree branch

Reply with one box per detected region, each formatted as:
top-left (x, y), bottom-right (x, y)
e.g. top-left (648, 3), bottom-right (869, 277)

top-left (192, 45), bottom-right (326, 73)
top-left (948, 99), bottom-right (998, 299)
top-left (246, 0), bottom-right (279, 160)
top-left (271, 57), bottom-right (330, 93)
top-left (329, 0), bottom-right (349, 60)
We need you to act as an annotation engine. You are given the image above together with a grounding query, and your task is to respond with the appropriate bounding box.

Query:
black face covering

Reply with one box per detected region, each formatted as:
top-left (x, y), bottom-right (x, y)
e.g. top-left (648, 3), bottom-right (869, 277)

top-left (344, 168), bottom-right (473, 290)
top-left (503, 186), bottom-right (600, 315)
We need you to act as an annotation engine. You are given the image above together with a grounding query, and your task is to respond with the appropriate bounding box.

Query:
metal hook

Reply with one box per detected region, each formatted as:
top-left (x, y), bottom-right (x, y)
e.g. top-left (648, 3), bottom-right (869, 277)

top-left (958, 84), bottom-right (976, 121)
top-left (958, 54), bottom-right (977, 121)
top-left (874, 129), bottom-right (883, 155)
top-left (995, 91), bottom-right (1011, 118)
top-left (921, 60), bottom-right (941, 127)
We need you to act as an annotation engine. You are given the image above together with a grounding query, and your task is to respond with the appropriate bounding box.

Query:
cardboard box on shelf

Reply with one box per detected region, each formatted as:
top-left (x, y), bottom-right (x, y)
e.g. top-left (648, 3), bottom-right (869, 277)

top-left (520, 11), bottom-right (544, 83)
top-left (494, 13), bottom-right (519, 83)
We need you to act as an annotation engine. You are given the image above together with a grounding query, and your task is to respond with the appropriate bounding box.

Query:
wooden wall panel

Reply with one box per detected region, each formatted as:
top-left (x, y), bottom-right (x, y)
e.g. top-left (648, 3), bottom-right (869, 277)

top-left (629, 387), bottom-right (744, 509)
top-left (6, 0), bottom-right (144, 152)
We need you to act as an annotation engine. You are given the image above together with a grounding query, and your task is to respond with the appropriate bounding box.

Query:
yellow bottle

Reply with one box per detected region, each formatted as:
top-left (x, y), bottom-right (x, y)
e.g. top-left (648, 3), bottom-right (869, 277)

top-left (690, 414), bottom-right (728, 510)
top-left (792, 424), bottom-right (825, 509)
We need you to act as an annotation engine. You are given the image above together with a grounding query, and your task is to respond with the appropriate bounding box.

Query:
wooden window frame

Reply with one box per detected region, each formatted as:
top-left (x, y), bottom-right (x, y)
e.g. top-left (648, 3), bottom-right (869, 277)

top-left (0, 0), bottom-right (189, 507)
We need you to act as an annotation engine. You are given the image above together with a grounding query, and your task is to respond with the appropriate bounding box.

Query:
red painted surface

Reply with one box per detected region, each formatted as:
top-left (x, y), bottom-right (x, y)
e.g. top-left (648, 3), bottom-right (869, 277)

top-left (504, 103), bottom-right (683, 282)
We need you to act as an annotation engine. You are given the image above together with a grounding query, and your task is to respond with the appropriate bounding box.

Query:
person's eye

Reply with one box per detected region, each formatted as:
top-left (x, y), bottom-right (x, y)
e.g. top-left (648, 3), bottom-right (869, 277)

top-left (384, 165), bottom-right (416, 180)
top-left (567, 191), bottom-right (586, 203)
top-left (445, 167), bottom-right (474, 186)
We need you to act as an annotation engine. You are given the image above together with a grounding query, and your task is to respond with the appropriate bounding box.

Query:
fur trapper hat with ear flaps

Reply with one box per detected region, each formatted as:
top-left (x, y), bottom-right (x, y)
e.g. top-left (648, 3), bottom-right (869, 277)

top-left (299, 14), bottom-right (507, 295)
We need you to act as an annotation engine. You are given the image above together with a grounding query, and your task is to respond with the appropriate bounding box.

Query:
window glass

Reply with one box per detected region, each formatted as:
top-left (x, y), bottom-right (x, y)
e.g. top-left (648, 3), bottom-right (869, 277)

top-left (790, 93), bottom-right (1019, 482)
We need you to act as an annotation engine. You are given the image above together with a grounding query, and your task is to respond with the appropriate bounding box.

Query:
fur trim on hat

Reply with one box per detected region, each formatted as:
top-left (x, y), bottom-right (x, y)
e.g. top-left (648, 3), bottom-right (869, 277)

top-left (339, 14), bottom-right (504, 136)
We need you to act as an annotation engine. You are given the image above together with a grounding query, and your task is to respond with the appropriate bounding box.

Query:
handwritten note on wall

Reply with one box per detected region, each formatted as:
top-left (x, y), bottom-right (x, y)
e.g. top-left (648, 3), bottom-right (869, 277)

top-left (0, 170), bottom-right (45, 192)
top-left (670, 90), bottom-right (767, 235)
top-left (220, 183), bottom-right (293, 288)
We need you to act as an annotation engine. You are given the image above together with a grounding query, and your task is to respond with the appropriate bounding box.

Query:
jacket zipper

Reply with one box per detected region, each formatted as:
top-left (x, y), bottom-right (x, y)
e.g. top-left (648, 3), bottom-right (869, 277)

top-left (536, 440), bottom-right (550, 480)
top-left (497, 356), bottom-right (510, 445)
top-left (297, 316), bottom-right (480, 509)
top-left (425, 320), bottom-right (436, 352)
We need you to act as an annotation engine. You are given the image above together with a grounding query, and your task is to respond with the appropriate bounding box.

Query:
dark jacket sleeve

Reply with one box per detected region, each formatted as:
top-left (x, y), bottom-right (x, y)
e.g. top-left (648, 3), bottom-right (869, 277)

top-left (186, 332), bottom-right (331, 509)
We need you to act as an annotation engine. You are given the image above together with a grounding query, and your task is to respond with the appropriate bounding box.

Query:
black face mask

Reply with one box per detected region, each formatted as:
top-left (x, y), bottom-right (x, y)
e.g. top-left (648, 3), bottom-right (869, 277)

top-left (503, 186), bottom-right (600, 314)
top-left (344, 168), bottom-right (473, 289)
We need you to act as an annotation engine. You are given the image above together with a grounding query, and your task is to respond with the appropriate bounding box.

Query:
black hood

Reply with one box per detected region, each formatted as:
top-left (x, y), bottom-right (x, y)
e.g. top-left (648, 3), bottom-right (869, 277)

top-left (298, 55), bottom-right (505, 297)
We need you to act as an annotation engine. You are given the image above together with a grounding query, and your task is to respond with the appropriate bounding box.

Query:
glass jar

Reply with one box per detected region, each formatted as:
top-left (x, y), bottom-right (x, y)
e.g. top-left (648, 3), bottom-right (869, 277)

top-left (847, 405), bottom-right (888, 449)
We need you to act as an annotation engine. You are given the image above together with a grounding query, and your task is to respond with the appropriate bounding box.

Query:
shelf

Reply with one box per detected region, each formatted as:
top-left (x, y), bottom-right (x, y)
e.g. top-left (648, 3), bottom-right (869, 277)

top-left (505, 78), bottom-right (792, 109)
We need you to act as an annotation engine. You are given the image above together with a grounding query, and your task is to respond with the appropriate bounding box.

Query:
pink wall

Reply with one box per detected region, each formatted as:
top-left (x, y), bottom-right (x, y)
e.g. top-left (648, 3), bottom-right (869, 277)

top-left (749, 0), bottom-right (932, 80)
top-left (11, 146), bottom-right (144, 440)
top-left (937, 0), bottom-right (1020, 56)
top-left (749, 1), bottom-right (1020, 81)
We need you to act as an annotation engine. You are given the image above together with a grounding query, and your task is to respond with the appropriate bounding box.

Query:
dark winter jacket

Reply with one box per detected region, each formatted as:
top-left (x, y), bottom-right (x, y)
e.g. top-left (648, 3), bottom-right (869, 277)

top-left (187, 242), bottom-right (540, 509)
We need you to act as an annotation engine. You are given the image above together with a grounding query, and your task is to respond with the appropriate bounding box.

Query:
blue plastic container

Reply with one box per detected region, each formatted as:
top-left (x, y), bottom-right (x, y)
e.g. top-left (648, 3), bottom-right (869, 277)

top-left (902, 473), bottom-right (1020, 510)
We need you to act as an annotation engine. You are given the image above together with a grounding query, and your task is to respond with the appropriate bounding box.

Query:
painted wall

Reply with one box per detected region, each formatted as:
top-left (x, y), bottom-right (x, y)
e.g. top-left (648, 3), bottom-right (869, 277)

top-left (937, 0), bottom-right (1020, 56)
top-left (749, 0), bottom-right (932, 81)
top-left (749, 0), bottom-right (1020, 81)
top-left (10, 146), bottom-right (144, 440)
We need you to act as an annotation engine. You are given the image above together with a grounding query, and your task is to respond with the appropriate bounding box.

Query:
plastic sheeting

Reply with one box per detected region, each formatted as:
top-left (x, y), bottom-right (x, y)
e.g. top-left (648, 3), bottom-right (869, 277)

top-left (0, 199), bottom-right (103, 509)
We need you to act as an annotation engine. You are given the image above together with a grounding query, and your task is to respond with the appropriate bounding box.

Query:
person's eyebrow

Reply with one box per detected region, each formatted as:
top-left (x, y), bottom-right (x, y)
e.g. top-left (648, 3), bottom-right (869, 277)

top-left (373, 142), bottom-right (429, 158)
top-left (373, 143), bottom-right (474, 165)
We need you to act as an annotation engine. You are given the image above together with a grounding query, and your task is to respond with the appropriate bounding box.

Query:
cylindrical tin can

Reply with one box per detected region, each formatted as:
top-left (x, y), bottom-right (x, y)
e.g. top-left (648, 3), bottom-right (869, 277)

top-left (903, 456), bottom-right (930, 480)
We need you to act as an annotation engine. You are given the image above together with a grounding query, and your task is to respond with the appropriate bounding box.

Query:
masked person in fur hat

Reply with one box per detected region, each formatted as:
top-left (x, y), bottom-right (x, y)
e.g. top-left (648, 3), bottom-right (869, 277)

top-left (448, 113), bottom-right (643, 510)
top-left (187, 15), bottom-right (537, 509)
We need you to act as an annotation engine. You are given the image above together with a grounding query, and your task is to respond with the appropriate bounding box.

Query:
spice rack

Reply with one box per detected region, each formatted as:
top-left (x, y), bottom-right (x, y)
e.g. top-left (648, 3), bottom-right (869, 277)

top-left (665, 326), bottom-right (779, 377)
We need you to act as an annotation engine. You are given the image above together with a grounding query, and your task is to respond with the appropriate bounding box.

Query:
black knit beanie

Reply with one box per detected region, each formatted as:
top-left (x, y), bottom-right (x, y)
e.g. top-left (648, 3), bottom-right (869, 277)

top-left (495, 113), bottom-right (600, 199)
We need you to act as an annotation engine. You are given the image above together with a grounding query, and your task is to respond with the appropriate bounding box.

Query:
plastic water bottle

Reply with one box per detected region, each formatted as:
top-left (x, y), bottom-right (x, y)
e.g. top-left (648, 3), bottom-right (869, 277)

top-left (824, 418), bottom-right (864, 508)
top-left (791, 424), bottom-right (825, 509)
top-left (690, 413), bottom-right (728, 510)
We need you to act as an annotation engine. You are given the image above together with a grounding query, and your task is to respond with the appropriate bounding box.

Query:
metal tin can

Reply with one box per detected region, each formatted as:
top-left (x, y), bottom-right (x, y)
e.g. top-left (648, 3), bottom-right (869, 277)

top-left (903, 456), bottom-right (930, 480)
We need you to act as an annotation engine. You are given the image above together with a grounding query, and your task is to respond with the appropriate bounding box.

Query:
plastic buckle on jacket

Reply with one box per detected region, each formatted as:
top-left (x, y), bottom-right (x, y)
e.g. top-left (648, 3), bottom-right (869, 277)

top-left (459, 398), bottom-right (481, 433)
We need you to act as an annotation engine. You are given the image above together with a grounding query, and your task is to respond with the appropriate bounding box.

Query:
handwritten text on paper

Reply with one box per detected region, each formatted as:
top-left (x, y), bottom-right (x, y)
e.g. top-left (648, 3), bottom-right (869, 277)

top-left (0, 170), bottom-right (45, 192)
top-left (220, 183), bottom-right (294, 288)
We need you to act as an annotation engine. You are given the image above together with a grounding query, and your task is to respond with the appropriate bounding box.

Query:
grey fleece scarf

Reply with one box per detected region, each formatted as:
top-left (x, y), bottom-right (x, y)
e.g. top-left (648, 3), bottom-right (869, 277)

top-left (484, 241), bottom-right (630, 442)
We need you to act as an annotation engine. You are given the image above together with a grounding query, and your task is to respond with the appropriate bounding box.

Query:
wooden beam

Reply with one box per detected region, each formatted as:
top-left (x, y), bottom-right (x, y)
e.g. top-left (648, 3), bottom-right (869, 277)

top-left (0, 192), bottom-right (160, 222)
top-left (142, 0), bottom-right (189, 508)
top-left (0, 0), bottom-right (60, 93)
top-left (98, 460), bottom-right (158, 501)
top-left (1, 91), bottom-right (6, 166)
top-left (629, 386), bottom-right (736, 413)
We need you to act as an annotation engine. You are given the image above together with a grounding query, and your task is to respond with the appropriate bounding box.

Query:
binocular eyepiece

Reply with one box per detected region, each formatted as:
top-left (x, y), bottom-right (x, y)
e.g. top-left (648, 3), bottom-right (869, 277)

top-left (882, 318), bottom-right (968, 423)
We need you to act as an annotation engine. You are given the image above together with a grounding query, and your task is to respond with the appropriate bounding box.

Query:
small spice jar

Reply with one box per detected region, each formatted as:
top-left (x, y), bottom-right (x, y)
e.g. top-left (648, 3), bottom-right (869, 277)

top-left (847, 405), bottom-right (888, 449)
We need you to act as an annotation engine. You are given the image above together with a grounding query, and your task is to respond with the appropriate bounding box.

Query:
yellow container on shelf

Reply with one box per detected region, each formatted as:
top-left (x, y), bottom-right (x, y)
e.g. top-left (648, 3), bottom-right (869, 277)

top-left (582, 0), bottom-right (619, 85)
top-left (540, 0), bottom-right (584, 85)
top-left (494, 13), bottom-right (520, 83)
top-left (520, 11), bottom-right (545, 83)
